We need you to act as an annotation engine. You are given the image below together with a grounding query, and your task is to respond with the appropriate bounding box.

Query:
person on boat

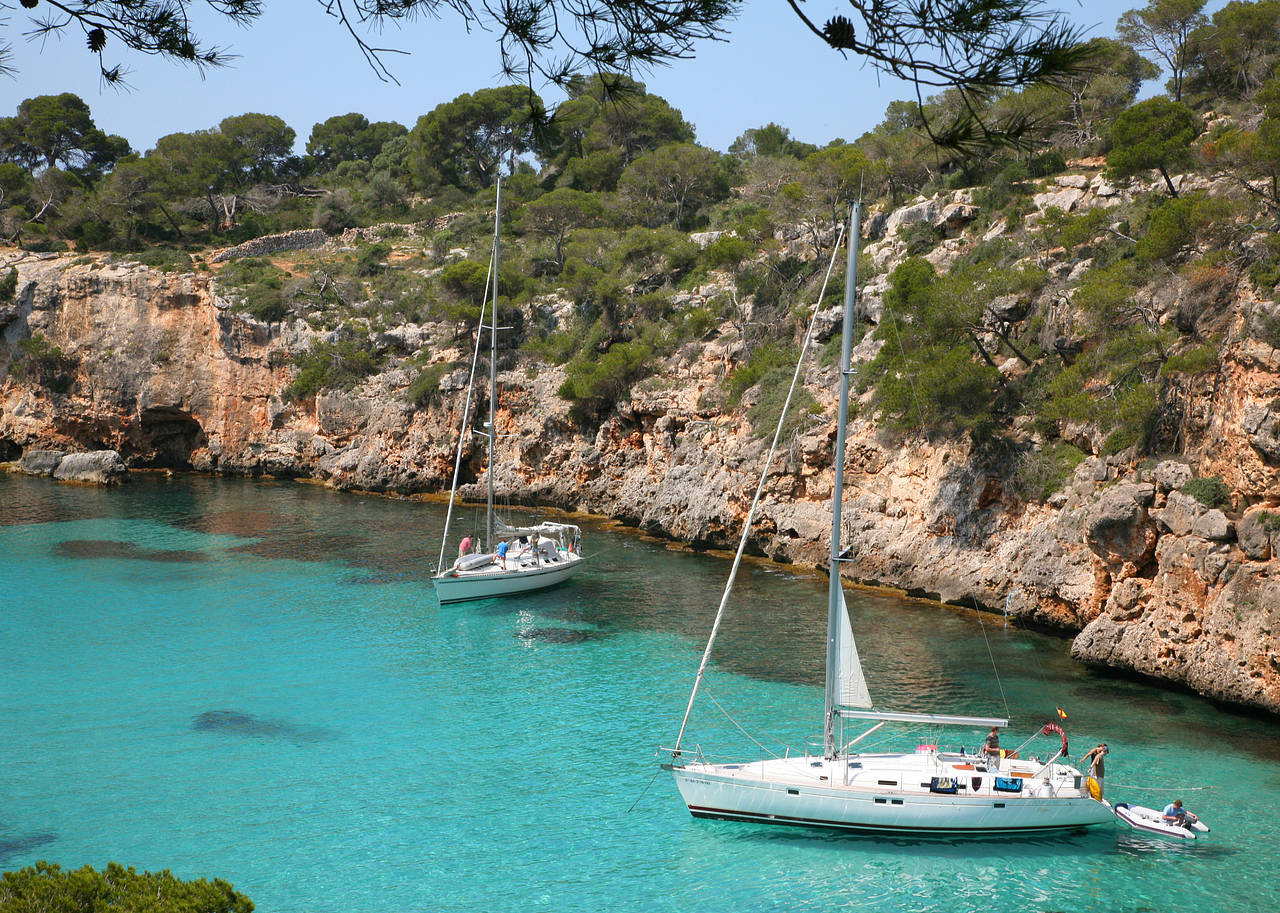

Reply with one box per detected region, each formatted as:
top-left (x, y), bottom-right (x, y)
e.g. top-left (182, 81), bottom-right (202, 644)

top-left (1162, 799), bottom-right (1197, 827)
top-left (1081, 743), bottom-right (1108, 795)
top-left (459, 535), bottom-right (472, 558)
top-left (495, 539), bottom-right (509, 569)
top-left (983, 727), bottom-right (1001, 763)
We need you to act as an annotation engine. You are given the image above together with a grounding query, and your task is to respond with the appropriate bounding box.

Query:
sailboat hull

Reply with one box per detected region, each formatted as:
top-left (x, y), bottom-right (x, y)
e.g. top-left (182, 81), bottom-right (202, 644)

top-left (432, 553), bottom-right (585, 604)
top-left (671, 754), bottom-right (1115, 835)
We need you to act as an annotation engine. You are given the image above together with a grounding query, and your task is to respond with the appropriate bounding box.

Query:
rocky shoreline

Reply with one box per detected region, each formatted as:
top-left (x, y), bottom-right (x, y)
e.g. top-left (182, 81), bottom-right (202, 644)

top-left (2, 181), bottom-right (1278, 717)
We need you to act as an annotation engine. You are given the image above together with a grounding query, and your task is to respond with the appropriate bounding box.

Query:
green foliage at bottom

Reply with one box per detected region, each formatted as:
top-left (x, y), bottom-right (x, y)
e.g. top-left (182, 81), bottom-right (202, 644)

top-left (0, 861), bottom-right (254, 913)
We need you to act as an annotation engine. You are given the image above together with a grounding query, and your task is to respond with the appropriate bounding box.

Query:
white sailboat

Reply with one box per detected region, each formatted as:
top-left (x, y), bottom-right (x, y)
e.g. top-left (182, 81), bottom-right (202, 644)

top-left (432, 178), bottom-right (585, 605)
top-left (663, 203), bottom-right (1113, 834)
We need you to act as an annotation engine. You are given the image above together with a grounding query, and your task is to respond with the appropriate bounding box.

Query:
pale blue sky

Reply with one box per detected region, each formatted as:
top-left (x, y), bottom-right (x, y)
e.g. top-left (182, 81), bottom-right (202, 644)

top-left (0, 0), bottom-right (1209, 158)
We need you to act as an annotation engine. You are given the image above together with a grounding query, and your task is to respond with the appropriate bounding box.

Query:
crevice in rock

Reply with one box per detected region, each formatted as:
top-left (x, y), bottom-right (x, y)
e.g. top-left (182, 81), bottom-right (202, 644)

top-left (129, 407), bottom-right (206, 469)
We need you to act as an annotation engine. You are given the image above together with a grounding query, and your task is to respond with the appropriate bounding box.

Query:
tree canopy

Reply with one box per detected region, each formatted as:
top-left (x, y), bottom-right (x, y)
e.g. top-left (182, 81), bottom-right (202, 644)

top-left (1106, 96), bottom-right (1201, 196)
top-left (2, 0), bottom-right (1093, 147)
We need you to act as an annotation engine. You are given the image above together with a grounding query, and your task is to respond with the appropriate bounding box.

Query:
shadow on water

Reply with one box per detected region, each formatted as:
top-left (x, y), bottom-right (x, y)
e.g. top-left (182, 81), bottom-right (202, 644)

top-left (55, 540), bottom-right (208, 563)
top-left (515, 627), bottom-right (606, 644)
top-left (192, 710), bottom-right (337, 744)
top-left (701, 819), bottom-right (1239, 860)
top-left (0, 832), bottom-right (57, 866)
top-left (704, 820), bottom-right (1117, 854)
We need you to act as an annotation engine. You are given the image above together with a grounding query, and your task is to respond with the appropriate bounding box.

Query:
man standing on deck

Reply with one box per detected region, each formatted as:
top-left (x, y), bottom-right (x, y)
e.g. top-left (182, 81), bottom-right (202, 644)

top-left (984, 727), bottom-right (1001, 763)
top-left (1082, 743), bottom-right (1108, 795)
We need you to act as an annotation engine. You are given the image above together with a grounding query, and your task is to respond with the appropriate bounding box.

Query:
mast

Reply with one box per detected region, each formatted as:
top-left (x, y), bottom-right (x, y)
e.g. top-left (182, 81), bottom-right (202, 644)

top-left (486, 177), bottom-right (502, 551)
top-left (824, 202), bottom-right (861, 757)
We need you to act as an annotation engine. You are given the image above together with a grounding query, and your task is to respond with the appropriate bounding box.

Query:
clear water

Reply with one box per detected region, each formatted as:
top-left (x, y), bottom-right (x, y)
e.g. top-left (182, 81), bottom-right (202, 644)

top-left (2, 473), bottom-right (1279, 912)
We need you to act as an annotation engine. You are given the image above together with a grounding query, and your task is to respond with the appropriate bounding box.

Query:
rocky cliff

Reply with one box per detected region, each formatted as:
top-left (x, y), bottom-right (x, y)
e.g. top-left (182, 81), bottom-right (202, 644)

top-left (3, 174), bottom-right (1278, 716)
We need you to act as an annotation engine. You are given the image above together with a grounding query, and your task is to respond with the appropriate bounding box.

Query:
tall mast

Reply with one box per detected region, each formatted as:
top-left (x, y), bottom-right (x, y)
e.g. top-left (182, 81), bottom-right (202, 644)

top-left (486, 177), bottom-right (502, 550)
top-left (824, 202), bottom-right (861, 757)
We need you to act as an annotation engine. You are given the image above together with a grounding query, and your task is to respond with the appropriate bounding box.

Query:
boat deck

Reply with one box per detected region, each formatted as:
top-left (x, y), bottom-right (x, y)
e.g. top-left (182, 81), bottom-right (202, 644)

top-left (669, 745), bottom-right (1115, 832)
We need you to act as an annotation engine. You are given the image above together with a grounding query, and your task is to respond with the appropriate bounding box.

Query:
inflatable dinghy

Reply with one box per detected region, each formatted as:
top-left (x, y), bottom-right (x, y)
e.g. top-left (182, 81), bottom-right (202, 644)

top-left (1109, 801), bottom-right (1209, 839)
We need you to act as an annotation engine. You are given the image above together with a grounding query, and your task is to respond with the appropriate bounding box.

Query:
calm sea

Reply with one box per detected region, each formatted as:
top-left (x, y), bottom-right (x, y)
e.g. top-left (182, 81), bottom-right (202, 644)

top-left (1, 473), bottom-right (1278, 912)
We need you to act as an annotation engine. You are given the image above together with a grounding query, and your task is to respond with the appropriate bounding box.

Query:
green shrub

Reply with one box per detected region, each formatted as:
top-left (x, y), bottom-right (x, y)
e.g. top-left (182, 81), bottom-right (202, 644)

top-left (1100, 381), bottom-right (1159, 456)
top-left (130, 247), bottom-right (194, 272)
top-left (899, 220), bottom-right (942, 256)
top-left (1252, 308), bottom-right (1280, 347)
top-left (1181, 475), bottom-right (1231, 509)
top-left (215, 258), bottom-right (288, 323)
top-left (0, 266), bottom-right (17, 303)
top-left (283, 337), bottom-right (381, 400)
top-left (746, 365), bottom-right (820, 438)
top-left (1135, 194), bottom-right (1232, 265)
top-left (1028, 151), bottom-right (1067, 177)
top-left (354, 243), bottom-right (391, 277)
top-left (1162, 344), bottom-right (1217, 376)
top-left (726, 341), bottom-right (799, 407)
top-left (406, 362), bottom-right (451, 408)
top-left (1250, 258), bottom-right (1280, 296)
top-left (16, 333), bottom-right (75, 392)
top-left (557, 340), bottom-right (653, 421)
top-left (702, 234), bottom-right (755, 271)
top-left (1010, 441), bottom-right (1087, 502)
top-left (0, 860), bottom-right (254, 913)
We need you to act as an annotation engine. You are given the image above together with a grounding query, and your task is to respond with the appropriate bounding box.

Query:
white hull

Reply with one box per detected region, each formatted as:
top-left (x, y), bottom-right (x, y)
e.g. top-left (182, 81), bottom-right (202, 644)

top-left (432, 552), bottom-right (585, 604)
top-left (670, 750), bottom-right (1115, 834)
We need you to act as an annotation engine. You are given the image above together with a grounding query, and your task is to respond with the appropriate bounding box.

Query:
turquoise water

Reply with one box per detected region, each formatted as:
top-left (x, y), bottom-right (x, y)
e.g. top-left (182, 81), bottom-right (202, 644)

top-left (2, 473), bottom-right (1279, 912)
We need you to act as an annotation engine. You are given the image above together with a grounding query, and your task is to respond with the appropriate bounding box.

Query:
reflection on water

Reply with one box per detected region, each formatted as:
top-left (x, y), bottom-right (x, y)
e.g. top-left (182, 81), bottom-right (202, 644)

top-left (55, 539), bottom-right (207, 563)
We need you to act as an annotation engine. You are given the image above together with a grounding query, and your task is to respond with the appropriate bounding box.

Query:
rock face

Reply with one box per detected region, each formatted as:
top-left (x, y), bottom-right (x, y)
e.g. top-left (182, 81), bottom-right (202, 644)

top-left (3, 175), bottom-right (1280, 716)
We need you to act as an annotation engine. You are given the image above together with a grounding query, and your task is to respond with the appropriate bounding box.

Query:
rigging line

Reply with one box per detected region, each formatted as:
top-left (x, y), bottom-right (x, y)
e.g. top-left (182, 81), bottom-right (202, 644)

top-left (435, 251), bottom-right (496, 574)
top-left (701, 687), bottom-right (796, 762)
top-left (626, 766), bottom-right (667, 814)
top-left (672, 223), bottom-right (848, 754)
top-left (974, 604), bottom-right (1012, 722)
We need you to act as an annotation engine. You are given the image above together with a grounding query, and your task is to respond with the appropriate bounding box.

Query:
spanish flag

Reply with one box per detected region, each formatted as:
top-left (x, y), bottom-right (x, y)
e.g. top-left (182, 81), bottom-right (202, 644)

top-left (1056, 707), bottom-right (1069, 720)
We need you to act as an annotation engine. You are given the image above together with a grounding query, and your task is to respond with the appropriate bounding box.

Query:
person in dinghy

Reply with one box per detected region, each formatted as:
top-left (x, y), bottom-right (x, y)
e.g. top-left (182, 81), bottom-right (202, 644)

top-left (1162, 799), bottom-right (1199, 829)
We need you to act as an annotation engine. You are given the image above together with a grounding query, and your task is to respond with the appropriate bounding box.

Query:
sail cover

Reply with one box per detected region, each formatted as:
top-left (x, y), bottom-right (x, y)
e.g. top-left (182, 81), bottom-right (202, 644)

top-left (835, 588), bottom-right (873, 709)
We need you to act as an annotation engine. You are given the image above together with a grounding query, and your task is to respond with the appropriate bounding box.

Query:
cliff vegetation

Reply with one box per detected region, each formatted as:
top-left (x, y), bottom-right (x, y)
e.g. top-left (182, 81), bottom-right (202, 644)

top-left (4, 0), bottom-right (1280, 715)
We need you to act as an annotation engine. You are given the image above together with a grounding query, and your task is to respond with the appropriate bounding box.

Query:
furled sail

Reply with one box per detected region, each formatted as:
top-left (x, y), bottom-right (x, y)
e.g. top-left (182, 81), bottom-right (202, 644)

top-left (835, 588), bottom-right (872, 709)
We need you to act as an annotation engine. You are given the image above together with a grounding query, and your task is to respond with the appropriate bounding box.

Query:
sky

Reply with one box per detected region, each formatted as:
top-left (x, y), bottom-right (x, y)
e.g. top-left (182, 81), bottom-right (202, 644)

top-left (0, 0), bottom-right (1200, 158)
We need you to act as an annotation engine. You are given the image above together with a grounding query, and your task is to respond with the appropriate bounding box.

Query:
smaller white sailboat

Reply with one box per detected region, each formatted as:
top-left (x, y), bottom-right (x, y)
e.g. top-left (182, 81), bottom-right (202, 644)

top-left (432, 178), bottom-right (585, 605)
top-left (663, 202), bottom-right (1114, 835)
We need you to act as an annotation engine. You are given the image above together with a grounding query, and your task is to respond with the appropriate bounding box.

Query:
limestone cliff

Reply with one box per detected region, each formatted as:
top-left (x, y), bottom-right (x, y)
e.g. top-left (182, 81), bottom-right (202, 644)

top-left (3, 175), bottom-right (1279, 716)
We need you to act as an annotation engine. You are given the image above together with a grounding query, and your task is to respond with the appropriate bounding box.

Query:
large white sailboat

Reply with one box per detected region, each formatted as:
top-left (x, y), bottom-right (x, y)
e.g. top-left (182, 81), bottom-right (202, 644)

top-left (663, 203), bottom-right (1113, 835)
top-left (432, 179), bottom-right (585, 605)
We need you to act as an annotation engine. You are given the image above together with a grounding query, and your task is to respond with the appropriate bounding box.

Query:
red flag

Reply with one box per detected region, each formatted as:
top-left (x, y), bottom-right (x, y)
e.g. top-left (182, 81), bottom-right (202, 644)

top-left (1056, 707), bottom-right (1068, 720)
